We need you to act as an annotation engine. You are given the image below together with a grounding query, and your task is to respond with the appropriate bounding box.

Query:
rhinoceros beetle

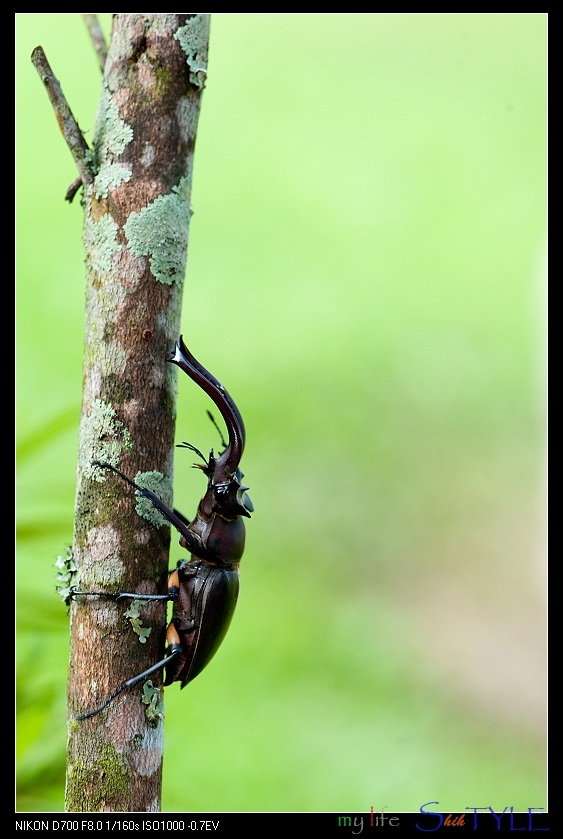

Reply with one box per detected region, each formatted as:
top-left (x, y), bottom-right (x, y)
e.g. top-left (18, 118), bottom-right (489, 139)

top-left (73, 337), bottom-right (252, 720)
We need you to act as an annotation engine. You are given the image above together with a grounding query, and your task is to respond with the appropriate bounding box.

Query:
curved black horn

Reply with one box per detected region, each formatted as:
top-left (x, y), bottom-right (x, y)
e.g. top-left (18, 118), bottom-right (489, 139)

top-left (176, 337), bottom-right (246, 437)
top-left (170, 338), bottom-right (245, 478)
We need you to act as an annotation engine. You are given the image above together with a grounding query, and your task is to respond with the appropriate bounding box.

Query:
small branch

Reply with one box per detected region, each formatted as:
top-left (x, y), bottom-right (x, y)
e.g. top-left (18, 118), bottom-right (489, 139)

top-left (83, 15), bottom-right (108, 72)
top-left (65, 176), bottom-right (83, 204)
top-left (31, 46), bottom-right (93, 187)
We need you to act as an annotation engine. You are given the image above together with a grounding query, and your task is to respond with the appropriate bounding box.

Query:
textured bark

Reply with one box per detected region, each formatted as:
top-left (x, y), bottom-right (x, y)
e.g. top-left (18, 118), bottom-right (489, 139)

top-left (62, 14), bottom-right (209, 812)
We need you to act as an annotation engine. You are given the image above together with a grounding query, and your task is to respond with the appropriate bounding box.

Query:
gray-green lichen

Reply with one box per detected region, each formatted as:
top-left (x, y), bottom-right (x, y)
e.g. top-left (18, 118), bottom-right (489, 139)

top-left (55, 545), bottom-right (78, 605)
top-left (133, 471), bottom-right (173, 527)
top-left (94, 161), bottom-right (133, 198)
top-left (80, 400), bottom-right (133, 480)
top-left (95, 84), bottom-right (134, 157)
top-left (123, 601), bottom-right (152, 643)
top-left (92, 83), bottom-right (134, 198)
top-left (142, 680), bottom-right (165, 728)
top-left (83, 212), bottom-right (122, 276)
top-left (174, 14), bottom-right (210, 89)
top-left (124, 175), bottom-right (192, 285)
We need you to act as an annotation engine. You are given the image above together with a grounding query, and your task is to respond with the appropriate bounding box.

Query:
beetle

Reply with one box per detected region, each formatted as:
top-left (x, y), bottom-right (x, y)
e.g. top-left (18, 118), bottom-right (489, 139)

top-left (73, 336), bottom-right (253, 720)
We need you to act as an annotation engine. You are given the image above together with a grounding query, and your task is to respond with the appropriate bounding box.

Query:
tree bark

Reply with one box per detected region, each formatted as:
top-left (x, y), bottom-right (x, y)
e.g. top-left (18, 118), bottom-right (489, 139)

top-left (45, 14), bottom-right (210, 812)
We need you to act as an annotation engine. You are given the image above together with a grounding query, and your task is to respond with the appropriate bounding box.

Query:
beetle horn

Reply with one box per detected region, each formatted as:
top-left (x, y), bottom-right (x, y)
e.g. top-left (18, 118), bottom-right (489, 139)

top-left (170, 337), bottom-right (245, 480)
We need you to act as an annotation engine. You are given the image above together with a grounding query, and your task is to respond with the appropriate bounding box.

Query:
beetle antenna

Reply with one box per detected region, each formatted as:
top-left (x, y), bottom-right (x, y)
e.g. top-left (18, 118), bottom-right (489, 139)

top-left (207, 410), bottom-right (227, 450)
top-left (76, 646), bottom-right (181, 721)
top-left (176, 441), bottom-right (208, 466)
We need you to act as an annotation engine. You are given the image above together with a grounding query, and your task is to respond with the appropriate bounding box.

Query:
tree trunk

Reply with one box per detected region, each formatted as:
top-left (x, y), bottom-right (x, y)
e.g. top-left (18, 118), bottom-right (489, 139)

top-left (53, 14), bottom-right (210, 812)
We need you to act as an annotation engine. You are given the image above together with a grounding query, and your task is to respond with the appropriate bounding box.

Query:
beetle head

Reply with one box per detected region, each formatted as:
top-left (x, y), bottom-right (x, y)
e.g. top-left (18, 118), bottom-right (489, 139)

top-left (203, 468), bottom-right (253, 519)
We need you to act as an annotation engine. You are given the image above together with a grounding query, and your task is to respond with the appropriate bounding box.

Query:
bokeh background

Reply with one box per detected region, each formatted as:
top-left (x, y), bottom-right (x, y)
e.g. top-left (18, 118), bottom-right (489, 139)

top-left (16, 14), bottom-right (546, 813)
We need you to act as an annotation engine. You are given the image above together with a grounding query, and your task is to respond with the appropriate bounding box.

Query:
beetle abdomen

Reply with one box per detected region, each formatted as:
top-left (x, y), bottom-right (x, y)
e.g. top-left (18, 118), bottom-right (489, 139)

top-left (164, 560), bottom-right (239, 688)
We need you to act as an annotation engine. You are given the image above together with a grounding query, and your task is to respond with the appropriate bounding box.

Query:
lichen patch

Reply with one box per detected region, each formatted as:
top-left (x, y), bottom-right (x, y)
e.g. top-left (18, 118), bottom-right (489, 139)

top-left (79, 399), bottom-right (133, 480)
top-left (174, 14), bottom-right (210, 89)
top-left (123, 175), bottom-right (192, 285)
top-left (83, 212), bottom-right (122, 277)
top-left (92, 83), bottom-right (134, 198)
top-left (133, 471), bottom-right (173, 528)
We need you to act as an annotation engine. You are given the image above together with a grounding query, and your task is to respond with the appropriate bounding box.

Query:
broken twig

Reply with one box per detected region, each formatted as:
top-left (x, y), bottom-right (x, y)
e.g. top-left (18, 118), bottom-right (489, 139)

top-left (31, 46), bottom-right (93, 188)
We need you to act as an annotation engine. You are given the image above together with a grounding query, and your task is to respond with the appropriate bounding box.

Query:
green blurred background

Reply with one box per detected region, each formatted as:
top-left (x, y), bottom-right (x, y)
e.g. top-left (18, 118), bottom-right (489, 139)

top-left (16, 14), bottom-right (546, 813)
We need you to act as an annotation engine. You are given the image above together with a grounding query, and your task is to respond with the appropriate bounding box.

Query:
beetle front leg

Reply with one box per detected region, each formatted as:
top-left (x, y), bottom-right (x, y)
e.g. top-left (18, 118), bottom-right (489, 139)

top-left (93, 460), bottom-right (205, 556)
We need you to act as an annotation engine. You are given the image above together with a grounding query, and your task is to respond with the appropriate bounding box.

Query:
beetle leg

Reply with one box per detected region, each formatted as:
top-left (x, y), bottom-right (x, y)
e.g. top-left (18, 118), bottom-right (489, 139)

top-left (71, 590), bottom-right (173, 600)
top-left (71, 568), bottom-right (182, 603)
top-left (115, 592), bottom-right (175, 601)
top-left (93, 460), bottom-right (204, 556)
top-left (114, 569), bottom-right (181, 602)
top-left (172, 508), bottom-right (191, 528)
top-left (75, 640), bottom-right (182, 721)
